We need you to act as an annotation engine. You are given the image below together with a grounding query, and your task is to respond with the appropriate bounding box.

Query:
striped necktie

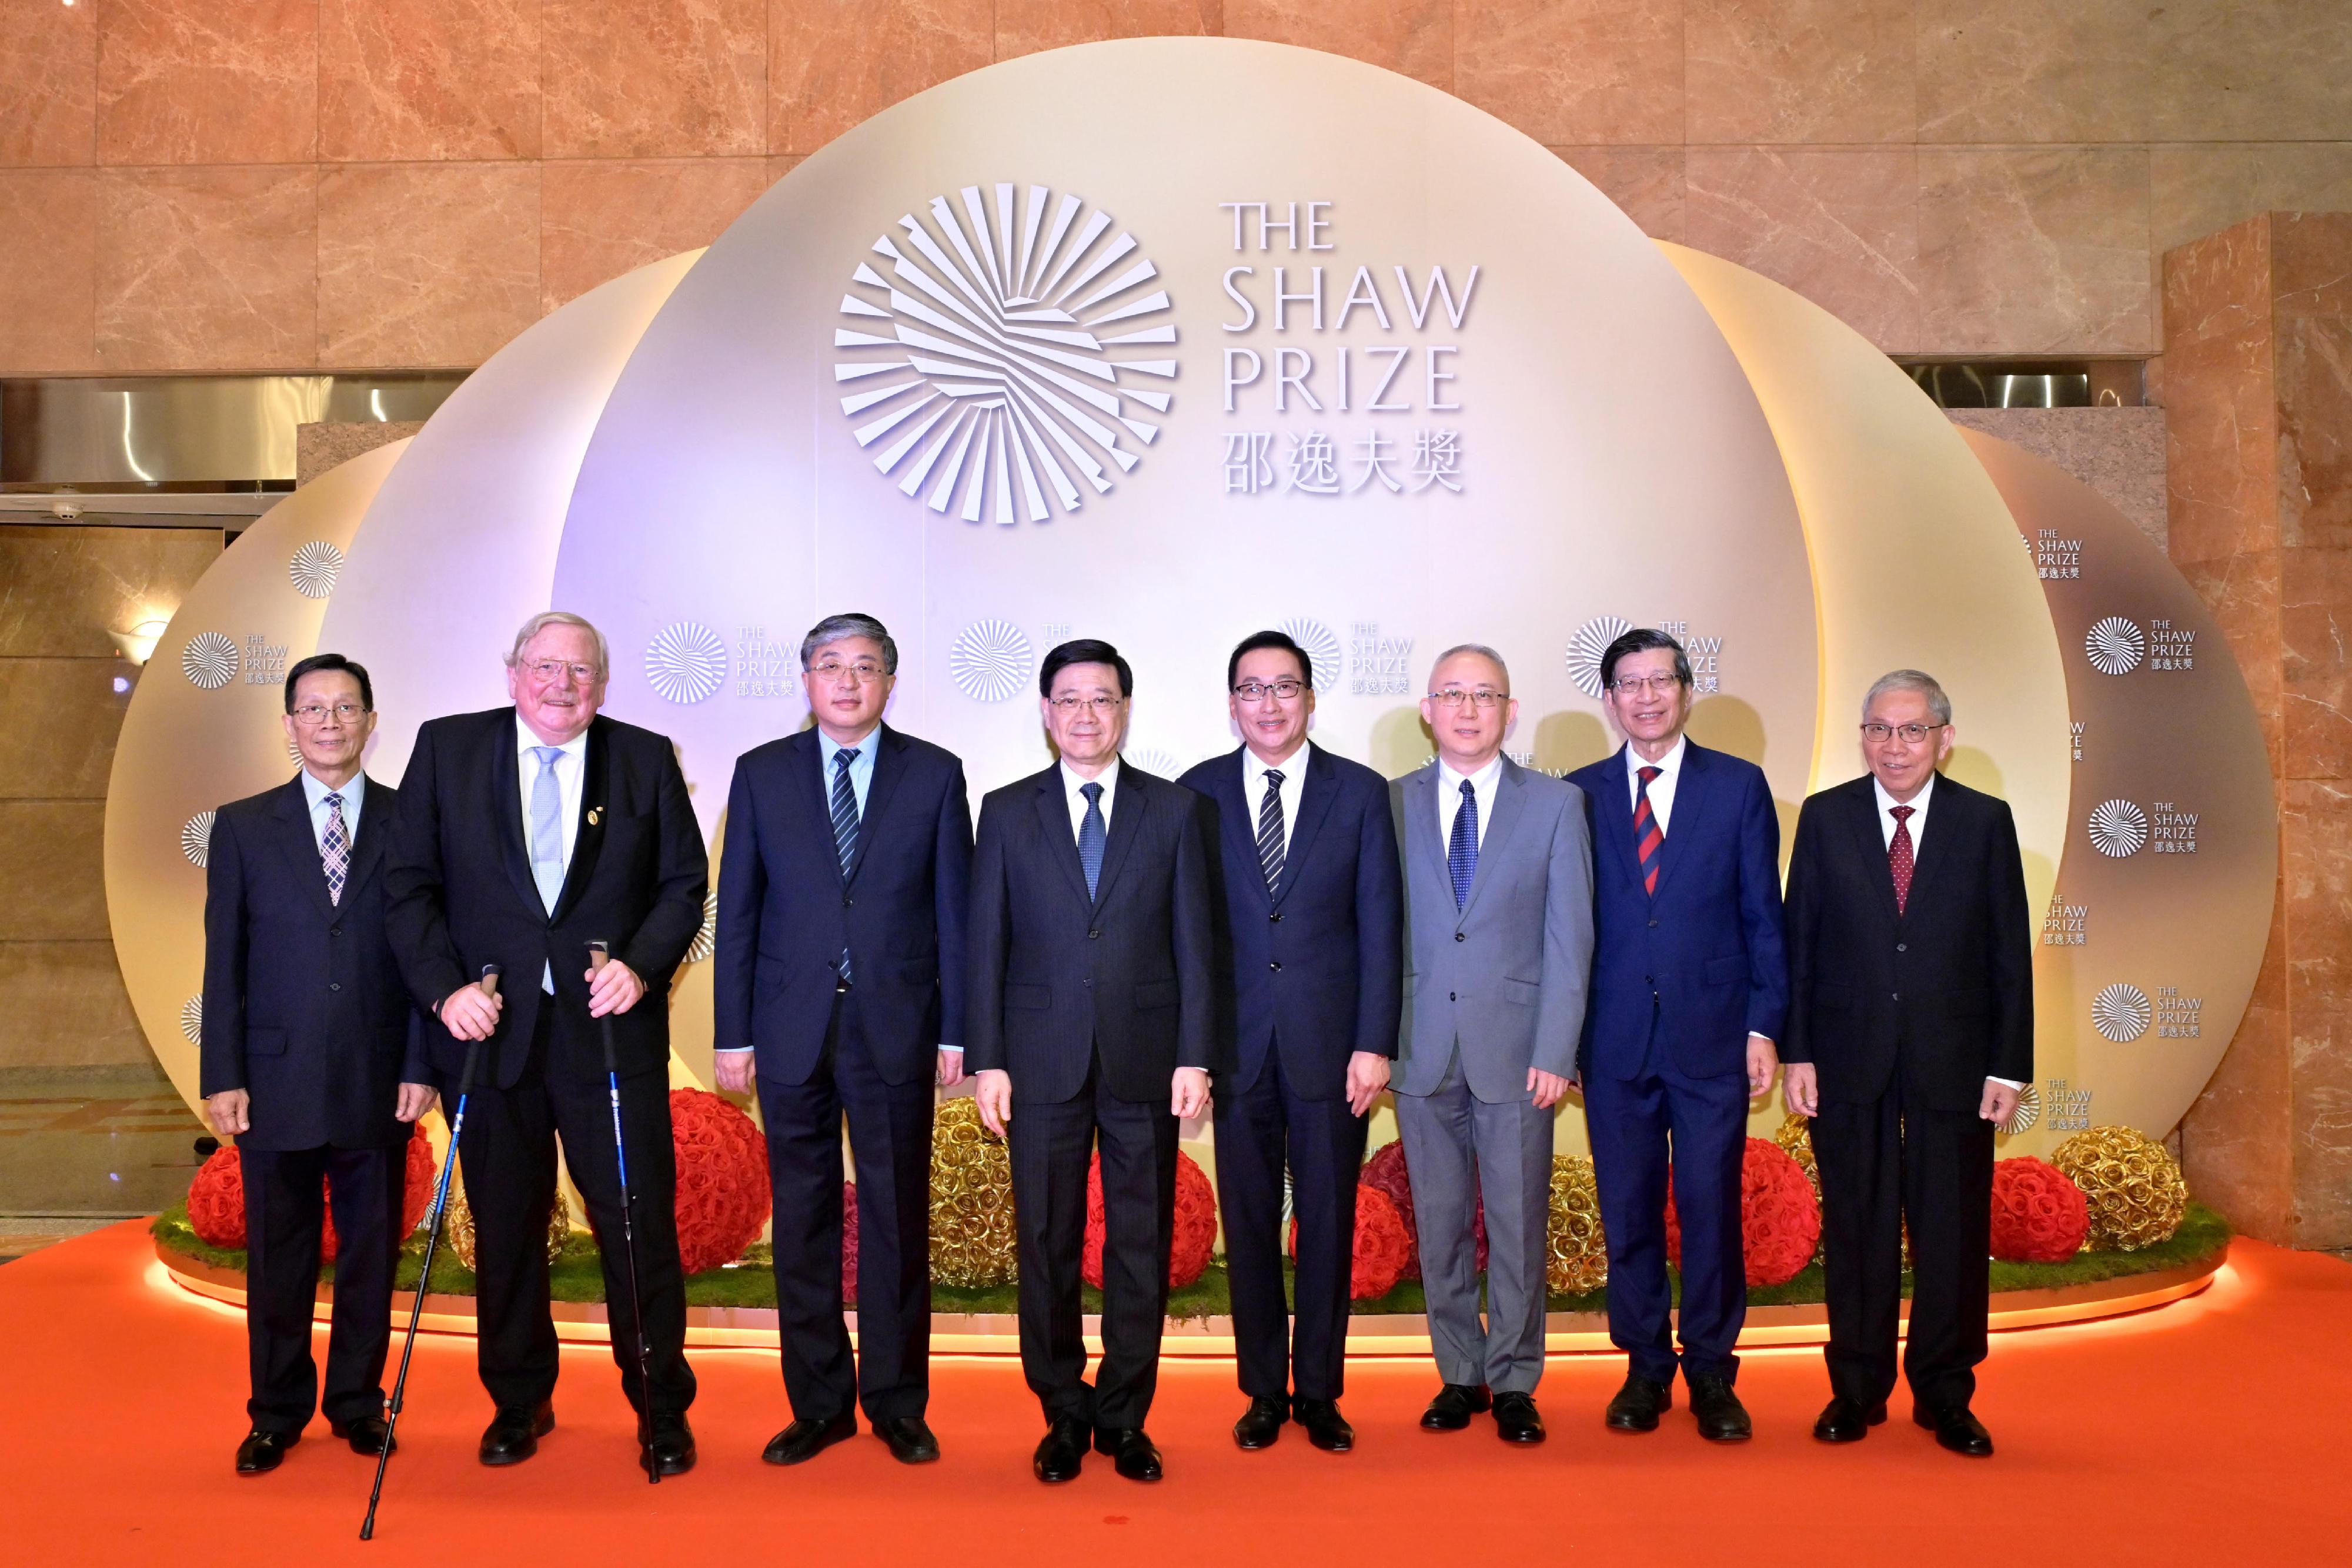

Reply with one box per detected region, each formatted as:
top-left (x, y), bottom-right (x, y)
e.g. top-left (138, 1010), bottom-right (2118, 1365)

top-left (831, 748), bottom-right (860, 982)
top-left (320, 791), bottom-right (349, 907)
top-left (1257, 768), bottom-right (1287, 893)
top-left (1635, 765), bottom-right (1664, 896)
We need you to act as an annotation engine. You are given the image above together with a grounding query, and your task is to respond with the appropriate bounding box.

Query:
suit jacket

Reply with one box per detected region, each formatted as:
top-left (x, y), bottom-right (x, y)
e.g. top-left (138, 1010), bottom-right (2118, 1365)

top-left (200, 774), bottom-right (426, 1151)
top-left (713, 724), bottom-right (973, 1088)
top-left (383, 707), bottom-right (710, 1089)
top-left (1178, 743), bottom-right (1402, 1099)
top-left (1780, 773), bottom-right (2033, 1111)
top-left (964, 761), bottom-right (1216, 1105)
top-left (1390, 758), bottom-right (1595, 1104)
top-left (1567, 741), bottom-right (1788, 1081)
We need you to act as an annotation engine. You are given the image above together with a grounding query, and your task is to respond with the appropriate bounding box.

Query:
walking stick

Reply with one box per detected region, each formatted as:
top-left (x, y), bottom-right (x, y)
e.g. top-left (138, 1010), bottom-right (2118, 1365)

top-left (588, 940), bottom-right (659, 1485)
top-left (361, 964), bottom-right (500, 1542)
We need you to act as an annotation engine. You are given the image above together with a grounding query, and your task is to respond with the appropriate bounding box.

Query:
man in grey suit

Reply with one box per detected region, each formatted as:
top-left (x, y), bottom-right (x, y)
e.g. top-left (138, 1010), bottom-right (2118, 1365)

top-left (1391, 644), bottom-right (1593, 1443)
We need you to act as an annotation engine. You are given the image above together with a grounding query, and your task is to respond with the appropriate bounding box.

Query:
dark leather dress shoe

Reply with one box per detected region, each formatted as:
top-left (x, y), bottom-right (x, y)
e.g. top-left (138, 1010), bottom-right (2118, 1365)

top-left (1812, 1396), bottom-right (1889, 1443)
top-left (1294, 1398), bottom-right (1354, 1452)
top-left (876, 1416), bottom-right (940, 1464)
top-left (762, 1413), bottom-right (855, 1466)
top-left (1688, 1376), bottom-right (1752, 1442)
top-left (479, 1401), bottom-right (554, 1466)
top-left (1033, 1415), bottom-right (1089, 1483)
top-left (638, 1411), bottom-right (696, 1476)
top-left (1916, 1403), bottom-right (1995, 1457)
top-left (1233, 1395), bottom-right (1289, 1449)
top-left (1095, 1426), bottom-right (1163, 1482)
top-left (235, 1429), bottom-right (298, 1475)
top-left (330, 1413), bottom-right (395, 1456)
top-left (1605, 1373), bottom-right (1673, 1432)
top-left (1420, 1383), bottom-right (1492, 1430)
top-left (1492, 1392), bottom-right (1546, 1445)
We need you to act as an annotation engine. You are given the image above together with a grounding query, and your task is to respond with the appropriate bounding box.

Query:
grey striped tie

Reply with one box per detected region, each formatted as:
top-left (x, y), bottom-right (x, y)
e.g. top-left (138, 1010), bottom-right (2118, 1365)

top-left (1257, 768), bottom-right (1285, 892)
top-left (831, 748), bottom-right (860, 983)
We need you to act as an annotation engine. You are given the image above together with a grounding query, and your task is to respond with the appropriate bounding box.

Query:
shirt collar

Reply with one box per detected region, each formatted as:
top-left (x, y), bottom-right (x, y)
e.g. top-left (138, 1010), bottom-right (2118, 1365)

top-left (517, 716), bottom-right (590, 762)
top-left (818, 725), bottom-right (880, 765)
top-left (1626, 733), bottom-right (1688, 782)
top-left (300, 768), bottom-right (363, 811)
top-left (1438, 752), bottom-right (1504, 794)
top-left (1246, 739), bottom-right (1309, 778)
top-left (1063, 755), bottom-right (1121, 797)
top-left (1872, 771), bottom-right (1935, 818)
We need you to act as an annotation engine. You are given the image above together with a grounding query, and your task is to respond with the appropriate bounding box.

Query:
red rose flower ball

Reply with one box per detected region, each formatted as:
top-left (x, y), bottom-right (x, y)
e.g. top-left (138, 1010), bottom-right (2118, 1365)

top-left (186, 1145), bottom-right (247, 1248)
top-left (1663, 1137), bottom-right (1821, 1288)
top-left (669, 1088), bottom-right (771, 1274)
top-left (841, 1179), bottom-right (860, 1306)
top-left (1989, 1156), bottom-right (2090, 1262)
top-left (1290, 1185), bottom-right (1411, 1300)
top-left (1082, 1149), bottom-right (1219, 1289)
top-left (320, 1124), bottom-right (437, 1262)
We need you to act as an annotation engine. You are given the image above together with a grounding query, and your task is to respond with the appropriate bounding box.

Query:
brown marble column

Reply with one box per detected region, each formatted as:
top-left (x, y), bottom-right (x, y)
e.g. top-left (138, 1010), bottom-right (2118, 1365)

top-left (2166, 212), bottom-right (2352, 1249)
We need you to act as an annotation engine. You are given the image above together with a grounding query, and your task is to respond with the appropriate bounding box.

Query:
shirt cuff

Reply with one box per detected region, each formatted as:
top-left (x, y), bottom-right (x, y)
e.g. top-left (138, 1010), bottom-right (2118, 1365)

top-left (938, 1044), bottom-right (963, 1053)
top-left (1746, 1032), bottom-right (1773, 1044)
top-left (1987, 1076), bottom-right (2027, 1090)
top-left (714, 1046), bottom-right (751, 1054)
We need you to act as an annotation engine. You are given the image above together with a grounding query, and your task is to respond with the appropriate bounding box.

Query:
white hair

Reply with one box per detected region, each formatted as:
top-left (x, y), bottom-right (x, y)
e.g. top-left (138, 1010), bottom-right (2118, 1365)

top-left (1429, 642), bottom-right (1510, 689)
top-left (505, 611), bottom-right (610, 679)
top-left (1862, 668), bottom-right (1952, 726)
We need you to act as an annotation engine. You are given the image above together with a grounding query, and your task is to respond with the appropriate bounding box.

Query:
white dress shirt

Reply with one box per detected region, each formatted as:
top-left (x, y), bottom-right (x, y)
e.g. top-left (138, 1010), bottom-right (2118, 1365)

top-left (516, 720), bottom-right (589, 992)
top-left (1622, 733), bottom-right (1688, 835)
top-left (1435, 753), bottom-right (1504, 851)
top-left (1240, 741), bottom-right (1310, 863)
top-left (1061, 755), bottom-right (1121, 840)
top-left (1870, 771), bottom-right (2019, 1090)
top-left (299, 768), bottom-right (366, 852)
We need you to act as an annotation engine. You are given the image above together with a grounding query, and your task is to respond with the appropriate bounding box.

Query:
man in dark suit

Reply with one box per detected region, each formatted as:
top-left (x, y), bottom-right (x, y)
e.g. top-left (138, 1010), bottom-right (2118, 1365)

top-left (1178, 630), bottom-right (1400, 1455)
top-left (1567, 629), bottom-right (1785, 1444)
top-left (713, 612), bottom-right (971, 1469)
top-left (202, 653), bottom-right (436, 1476)
top-left (967, 639), bottom-right (1215, 1485)
top-left (1782, 669), bottom-right (2030, 1458)
top-left (384, 611), bottom-right (709, 1476)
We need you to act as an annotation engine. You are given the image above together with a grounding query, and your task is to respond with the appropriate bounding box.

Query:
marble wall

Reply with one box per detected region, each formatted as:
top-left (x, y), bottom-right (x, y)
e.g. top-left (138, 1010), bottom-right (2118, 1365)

top-left (4, 1), bottom-right (2350, 375)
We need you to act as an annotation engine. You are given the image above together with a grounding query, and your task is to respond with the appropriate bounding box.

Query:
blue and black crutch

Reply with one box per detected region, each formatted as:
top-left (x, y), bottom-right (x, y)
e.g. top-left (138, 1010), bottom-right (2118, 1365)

top-left (587, 940), bottom-right (659, 1485)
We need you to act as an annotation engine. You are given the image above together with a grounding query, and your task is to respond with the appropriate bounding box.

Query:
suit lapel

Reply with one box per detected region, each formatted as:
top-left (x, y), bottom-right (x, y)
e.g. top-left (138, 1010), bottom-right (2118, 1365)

top-left (1901, 774), bottom-right (1955, 914)
top-left (549, 718), bottom-right (612, 927)
top-left (1033, 771), bottom-right (1092, 907)
top-left (1091, 764), bottom-right (1148, 908)
top-left (1847, 778), bottom-right (1902, 924)
top-left (1212, 751), bottom-right (1271, 911)
top-left (268, 776), bottom-right (339, 921)
top-left (339, 775), bottom-right (393, 900)
top-left (492, 713), bottom-right (543, 918)
top-left (1461, 761), bottom-right (1527, 918)
top-left (1596, 745), bottom-right (1645, 892)
top-left (1409, 764), bottom-right (1451, 895)
top-left (790, 730), bottom-right (843, 887)
top-left (1648, 744), bottom-right (1708, 900)
top-left (1270, 745), bottom-right (1337, 908)
top-left (843, 726), bottom-right (905, 889)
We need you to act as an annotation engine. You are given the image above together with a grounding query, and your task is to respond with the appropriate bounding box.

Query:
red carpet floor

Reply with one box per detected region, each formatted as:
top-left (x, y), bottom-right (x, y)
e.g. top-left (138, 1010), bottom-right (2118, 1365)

top-left (6, 1222), bottom-right (2349, 1566)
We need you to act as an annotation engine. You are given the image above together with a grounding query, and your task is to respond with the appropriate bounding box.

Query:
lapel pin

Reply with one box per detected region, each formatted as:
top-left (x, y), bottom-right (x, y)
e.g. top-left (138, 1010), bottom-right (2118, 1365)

top-left (587, 807), bottom-right (602, 827)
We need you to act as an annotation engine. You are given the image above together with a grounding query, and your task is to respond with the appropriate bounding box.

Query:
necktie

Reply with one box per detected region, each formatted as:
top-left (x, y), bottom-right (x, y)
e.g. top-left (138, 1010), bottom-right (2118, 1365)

top-left (1889, 804), bottom-right (1917, 915)
top-left (1257, 768), bottom-right (1287, 893)
top-left (831, 748), bottom-right (861, 983)
top-left (1448, 777), bottom-right (1478, 910)
top-left (1633, 765), bottom-right (1664, 897)
top-left (1078, 781), bottom-right (1107, 902)
top-left (529, 747), bottom-right (564, 912)
top-left (320, 791), bottom-right (349, 907)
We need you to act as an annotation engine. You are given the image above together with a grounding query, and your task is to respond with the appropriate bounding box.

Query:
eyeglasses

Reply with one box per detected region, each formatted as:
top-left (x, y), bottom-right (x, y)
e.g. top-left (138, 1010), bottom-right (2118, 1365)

top-left (1860, 721), bottom-right (1940, 744)
top-left (1427, 688), bottom-right (1508, 710)
top-left (1049, 696), bottom-right (1124, 716)
top-left (1231, 678), bottom-right (1307, 702)
top-left (1608, 674), bottom-right (1683, 697)
top-left (290, 702), bottom-right (368, 724)
top-left (523, 660), bottom-right (599, 684)
top-left (808, 659), bottom-right (888, 684)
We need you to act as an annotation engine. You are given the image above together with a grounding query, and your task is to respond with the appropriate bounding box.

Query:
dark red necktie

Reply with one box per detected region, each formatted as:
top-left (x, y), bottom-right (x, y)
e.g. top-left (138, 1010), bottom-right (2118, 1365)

top-left (1635, 765), bottom-right (1664, 896)
top-left (1888, 804), bottom-right (1916, 914)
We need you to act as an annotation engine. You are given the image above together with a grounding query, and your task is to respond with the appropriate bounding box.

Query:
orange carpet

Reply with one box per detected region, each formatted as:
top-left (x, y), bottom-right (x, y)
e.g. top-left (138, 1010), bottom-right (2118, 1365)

top-left (5, 1222), bottom-right (2348, 1567)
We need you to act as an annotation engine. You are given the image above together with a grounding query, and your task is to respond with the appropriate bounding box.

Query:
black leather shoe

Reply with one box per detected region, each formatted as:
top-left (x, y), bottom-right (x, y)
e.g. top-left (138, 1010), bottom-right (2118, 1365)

top-left (479, 1401), bottom-right (554, 1466)
top-left (1233, 1394), bottom-right (1289, 1449)
top-left (762, 1413), bottom-right (855, 1466)
top-left (1688, 1375), bottom-right (1752, 1442)
top-left (1419, 1383), bottom-right (1492, 1430)
top-left (1294, 1398), bottom-right (1354, 1452)
top-left (1492, 1392), bottom-right (1546, 1444)
top-left (1095, 1426), bottom-right (1163, 1482)
top-left (235, 1429), bottom-right (298, 1475)
top-left (1916, 1403), bottom-right (1995, 1457)
top-left (875, 1416), bottom-right (940, 1465)
top-left (330, 1414), bottom-right (395, 1456)
top-left (1812, 1396), bottom-right (1888, 1443)
top-left (1605, 1373), bottom-right (1673, 1432)
top-left (1033, 1415), bottom-right (1089, 1483)
top-left (637, 1411), bottom-right (696, 1476)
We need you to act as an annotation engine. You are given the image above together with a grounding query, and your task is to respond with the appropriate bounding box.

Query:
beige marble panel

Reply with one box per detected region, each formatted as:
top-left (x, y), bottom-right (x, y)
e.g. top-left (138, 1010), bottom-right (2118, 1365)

top-left (295, 421), bottom-right (426, 487)
top-left (94, 166), bottom-right (316, 373)
top-left (2283, 547), bottom-right (2352, 784)
top-left (0, 803), bottom-right (108, 942)
top-left (541, 156), bottom-right (769, 312)
top-left (94, 0), bottom-right (316, 165)
top-left (0, 170), bottom-right (98, 375)
top-left (1549, 146), bottom-right (1685, 242)
top-left (2177, 551), bottom-right (2284, 775)
top-left (1685, 0), bottom-right (1913, 145)
top-left (2149, 0), bottom-right (2352, 144)
top-left (1227, 0), bottom-right (1452, 92)
top-left (0, 0), bottom-right (95, 165)
top-left (542, 0), bottom-right (766, 158)
top-left (2180, 896), bottom-right (2293, 1242)
top-left (0, 659), bottom-right (126, 798)
top-left (1686, 146), bottom-right (1917, 350)
top-left (319, 0), bottom-right (542, 162)
top-left (2163, 218), bottom-right (2276, 567)
top-left (1915, 0), bottom-right (2149, 144)
top-left (1916, 146), bottom-right (2151, 355)
top-left (318, 162), bottom-right (539, 369)
top-left (1454, 0), bottom-right (1682, 145)
top-left (2151, 145), bottom-right (2352, 258)
top-left (2271, 213), bottom-right (2352, 557)
top-left (769, 0), bottom-right (994, 155)
top-left (2284, 777), bottom-right (2352, 1246)
top-left (0, 524), bottom-right (219, 659)
top-left (0, 941), bottom-right (152, 1068)
top-left (996, 0), bottom-right (1221, 59)
top-left (1944, 408), bottom-right (2169, 548)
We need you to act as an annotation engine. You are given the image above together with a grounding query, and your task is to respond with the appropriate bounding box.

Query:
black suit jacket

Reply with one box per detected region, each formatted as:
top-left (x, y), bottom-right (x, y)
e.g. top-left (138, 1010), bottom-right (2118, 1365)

top-left (1780, 773), bottom-right (2033, 1111)
top-left (713, 724), bottom-right (973, 1088)
top-left (964, 761), bottom-right (1216, 1104)
top-left (384, 707), bottom-right (710, 1089)
top-left (200, 774), bottom-right (425, 1151)
top-left (1177, 743), bottom-right (1402, 1098)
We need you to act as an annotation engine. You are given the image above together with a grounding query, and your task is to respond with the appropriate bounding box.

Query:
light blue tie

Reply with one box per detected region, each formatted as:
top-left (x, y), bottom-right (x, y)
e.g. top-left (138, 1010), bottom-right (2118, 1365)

top-left (831, 748), bottom-right (860, 984)
top-left (529, 747), bottom-right (565, 912)
top-left (1078, 782), bottom-right (1107, 902)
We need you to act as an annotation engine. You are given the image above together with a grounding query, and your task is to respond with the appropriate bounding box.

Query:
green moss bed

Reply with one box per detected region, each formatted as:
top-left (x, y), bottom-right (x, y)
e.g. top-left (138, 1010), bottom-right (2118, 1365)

top-left (151, 1202), bottom-right (2229, 1318)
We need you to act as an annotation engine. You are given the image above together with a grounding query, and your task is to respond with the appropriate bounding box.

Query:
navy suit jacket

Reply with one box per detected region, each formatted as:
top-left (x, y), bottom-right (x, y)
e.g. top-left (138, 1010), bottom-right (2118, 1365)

top-left (713, 724), bottom-right (973, 1088)
top-left (200, 774), bottom-right (427, 1151)
top-left (1177, 744), bottom-right (1402, 1099)
top-left (1567, 741), bottom-right (1788, 1082)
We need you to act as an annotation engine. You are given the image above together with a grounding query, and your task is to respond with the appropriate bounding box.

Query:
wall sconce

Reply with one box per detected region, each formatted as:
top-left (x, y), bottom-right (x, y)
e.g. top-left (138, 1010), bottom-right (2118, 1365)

top-left (111, 618), bottom-right (172, 666)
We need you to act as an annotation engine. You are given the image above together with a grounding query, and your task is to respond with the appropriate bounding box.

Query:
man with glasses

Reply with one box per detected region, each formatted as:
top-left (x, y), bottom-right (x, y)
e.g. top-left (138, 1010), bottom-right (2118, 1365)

top-left (1782, 670), bottom-right (2030, 1457)
top-left (201, 654), bottom-right (435, 1474)
top-left (1566, 629), bottom-right (1786, 1443)
top-left (1390, 644), bottom-right (1592, 1443)
top-left (966, 640), bottom-right (1215, 1485)
top-left (711, 613), bottom-right (971, 1469)
top-left (1178, 631), bottom-right (1401, 1455)
top-left (385, 611), bottom-right (709, 1475)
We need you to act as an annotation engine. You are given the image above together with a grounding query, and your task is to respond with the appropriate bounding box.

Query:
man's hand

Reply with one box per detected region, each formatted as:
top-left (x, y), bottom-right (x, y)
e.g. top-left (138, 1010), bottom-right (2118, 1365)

top-left (394, 1082), bottom-right (439, 1122)
top-left (586, 957), bottom-right (645, 1017)
top-left (440, 980), bottom-right (503, 1041)
top-left (1746, 1034), bottom-right (1780, 1097)
top-left (1171, 1066), bottom-right (1211, 1120)
top-left (1980, 1078), bottom-right (2022, 1126)
top-left (1345, 1051), bottom-right (1391, 1117)
top-left (936, 1049), bottom-right (966, 1089)
top-left (1784, 1061), bottom-right (1819, 1118)
top-left (714, 1049), bottom-right (755, 1094)
top-left (1527, 1067), bottom-right (1573, 1110)
top-left (205, 1089), bottom-right (250, 1138)
top-left (974, 1069), bottom-right (1014, 1135)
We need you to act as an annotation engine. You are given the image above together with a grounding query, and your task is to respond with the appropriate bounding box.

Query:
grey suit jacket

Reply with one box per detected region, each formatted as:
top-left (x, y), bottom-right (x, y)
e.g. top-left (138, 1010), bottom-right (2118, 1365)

top-left (1389, 758), bottom-right (1595, 1104)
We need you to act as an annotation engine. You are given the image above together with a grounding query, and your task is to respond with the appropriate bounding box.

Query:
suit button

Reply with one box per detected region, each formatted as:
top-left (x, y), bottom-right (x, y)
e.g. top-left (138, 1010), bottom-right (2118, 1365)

top-left (1088, 930), bottom-right (1101, 940)
top-left (1454, 931), bottom-right (1466, 943)
top-left (1083, 978), bottom-right (1093, 989)
top-left (1896, 942), bottom-right (1907, 952)
top-left (329, 982), bottom-right (342, 992)
top-left (1648, 919), bottom-right (1659, 930)
top-left (1892, 992), bottom-right (1901, 1002)
top-left (1448, 991), bottom-right (1457, 1002)
top-left (1269, 913), bottom-right (1283, 923)
top-left (1645, 976), bottom-right (1654, 986)
top-left (329, 927), bottom-right (343, 938)
top-left (1269, 961), bottom-right (1282, 972)
top-left (843, 896), bottom-right (853, 908)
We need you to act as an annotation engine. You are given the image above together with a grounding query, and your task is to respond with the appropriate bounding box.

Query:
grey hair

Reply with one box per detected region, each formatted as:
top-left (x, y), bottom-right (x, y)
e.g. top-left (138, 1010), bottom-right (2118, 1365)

top-left (799, 613), bottom-right (898, 675)
top-left (1862, 668), bottom-right (1952, 726)
top-left (1429, 642), bottom-right (1511, 689)
top-left (506, 611), bottom-right (610, 678)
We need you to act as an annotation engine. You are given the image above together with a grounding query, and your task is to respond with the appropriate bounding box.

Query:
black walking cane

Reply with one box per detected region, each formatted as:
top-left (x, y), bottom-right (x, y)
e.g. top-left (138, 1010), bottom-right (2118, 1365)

top-left (360, 963), bottom-right (500, 1542)
top-left (588, 940), bottom-right (659, 1485)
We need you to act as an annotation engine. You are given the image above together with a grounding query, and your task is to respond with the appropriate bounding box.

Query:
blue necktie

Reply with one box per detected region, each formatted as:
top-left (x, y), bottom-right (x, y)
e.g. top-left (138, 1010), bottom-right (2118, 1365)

top-left (831, 748), bottom-right (860, 983)
top-left (1448, 776), bottom-right (1478, 910)
top-left (529, 747), bottom-right (565, 911)
top-left (1078, 781), bottom-right (1107, 902)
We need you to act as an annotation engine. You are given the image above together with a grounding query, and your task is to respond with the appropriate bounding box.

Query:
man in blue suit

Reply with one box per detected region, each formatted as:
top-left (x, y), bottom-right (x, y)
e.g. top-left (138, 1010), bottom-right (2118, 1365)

top-left (1179, 631), bottom-right (1401, 1455)
top-left (713, 613), bottom-right (973, 1469)
top-left (1566, 628), bottom-right (1786, 1443)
